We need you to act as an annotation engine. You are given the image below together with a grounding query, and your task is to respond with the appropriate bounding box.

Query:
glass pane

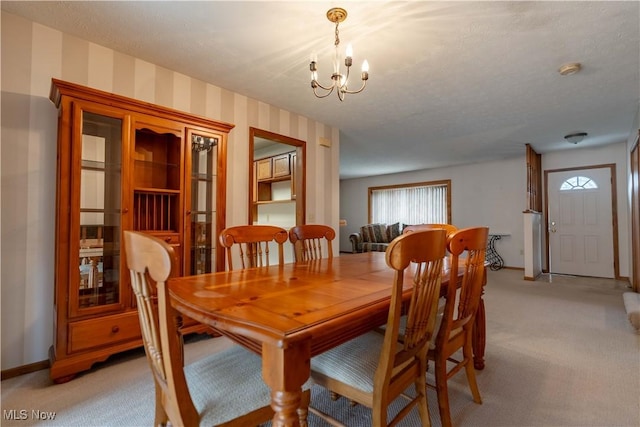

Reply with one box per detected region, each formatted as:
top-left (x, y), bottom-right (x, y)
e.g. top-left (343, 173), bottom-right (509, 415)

top-left (78, 112), bottom-right (122, 308)
top-left (189, 135), bottom-right (217, 274)
top-left (80, 169), bottom-right (105, 210)
top-left (560, 175), bottom-right (598, 191)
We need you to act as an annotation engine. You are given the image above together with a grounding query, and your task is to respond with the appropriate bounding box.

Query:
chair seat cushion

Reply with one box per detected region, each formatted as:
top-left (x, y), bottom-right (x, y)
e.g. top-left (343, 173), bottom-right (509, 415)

top-left (311, 331), bottom-right (401, 394)
top-left (186, 345), bottom-right (272, 425)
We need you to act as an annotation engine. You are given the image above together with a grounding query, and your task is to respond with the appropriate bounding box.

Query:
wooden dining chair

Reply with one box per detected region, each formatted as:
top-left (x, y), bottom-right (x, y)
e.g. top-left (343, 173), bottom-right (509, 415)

top-left (308, 229), bottom-right (447, 427)
top-left (403, 223), bottom-right (458, 237)
top-left (427, 226), bottom-right (488, 427)
top-left (219, 225), bottom-right (288, 270)
top-left (288, 224), bottom-right (336, 261)
top-left (123, 231), bottom-right (310, 426)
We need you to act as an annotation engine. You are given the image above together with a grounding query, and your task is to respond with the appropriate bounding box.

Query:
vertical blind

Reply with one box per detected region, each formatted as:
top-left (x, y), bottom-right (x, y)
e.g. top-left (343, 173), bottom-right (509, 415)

top-left (370, 183), bottom-right (448, 225)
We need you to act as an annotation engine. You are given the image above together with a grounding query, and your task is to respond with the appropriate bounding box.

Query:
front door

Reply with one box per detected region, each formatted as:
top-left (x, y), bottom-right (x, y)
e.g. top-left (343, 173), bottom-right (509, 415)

top-left (547, 167), bottom-right (615, 278)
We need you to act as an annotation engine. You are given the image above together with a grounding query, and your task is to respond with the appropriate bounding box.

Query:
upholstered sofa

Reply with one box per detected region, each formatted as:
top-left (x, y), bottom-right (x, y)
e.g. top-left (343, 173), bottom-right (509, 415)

top-left (349, 223), bottom-right (401, 253)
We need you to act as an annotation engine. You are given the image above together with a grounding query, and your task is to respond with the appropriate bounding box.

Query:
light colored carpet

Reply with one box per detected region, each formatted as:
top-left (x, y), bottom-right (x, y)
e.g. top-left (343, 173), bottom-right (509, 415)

top-left (2, 269), bottom-right (639, 426)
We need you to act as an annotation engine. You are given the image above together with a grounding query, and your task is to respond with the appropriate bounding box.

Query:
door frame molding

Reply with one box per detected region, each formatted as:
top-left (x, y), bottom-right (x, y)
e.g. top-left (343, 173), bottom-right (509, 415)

top-left (630, 133), bottom-right (640, 291)
top-left (543, 163), bottom-right (619, 279)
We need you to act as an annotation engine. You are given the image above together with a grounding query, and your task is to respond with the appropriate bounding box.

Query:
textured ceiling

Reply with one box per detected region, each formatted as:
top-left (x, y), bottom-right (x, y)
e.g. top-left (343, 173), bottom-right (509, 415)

top-left (3, 1), bottom-right (639, 179)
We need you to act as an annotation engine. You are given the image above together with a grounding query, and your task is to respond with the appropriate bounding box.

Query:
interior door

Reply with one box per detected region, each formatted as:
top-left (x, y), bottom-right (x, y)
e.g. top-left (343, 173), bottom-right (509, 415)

top-left (547, 167), bottom-right (615, 278)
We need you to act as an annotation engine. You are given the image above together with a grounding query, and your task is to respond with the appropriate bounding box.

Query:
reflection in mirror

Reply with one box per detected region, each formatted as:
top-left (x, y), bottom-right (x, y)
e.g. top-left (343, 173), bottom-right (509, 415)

top-left (249, 128), bottom-right (306, 263)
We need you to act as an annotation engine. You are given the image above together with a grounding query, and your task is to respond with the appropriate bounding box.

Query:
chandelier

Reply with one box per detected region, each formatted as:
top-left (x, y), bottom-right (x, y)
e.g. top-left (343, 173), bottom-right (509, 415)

top-left (310, 7), bottom-right (369, 101)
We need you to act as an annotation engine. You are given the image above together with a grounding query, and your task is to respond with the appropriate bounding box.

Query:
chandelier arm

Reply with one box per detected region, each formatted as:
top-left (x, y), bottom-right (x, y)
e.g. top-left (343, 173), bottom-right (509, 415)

top-left (341, 79), bottom-right (367, 95)
top-left (313, 86), bottom-right (335, 99)
top-left (313, 79), bottom-right (337, 91)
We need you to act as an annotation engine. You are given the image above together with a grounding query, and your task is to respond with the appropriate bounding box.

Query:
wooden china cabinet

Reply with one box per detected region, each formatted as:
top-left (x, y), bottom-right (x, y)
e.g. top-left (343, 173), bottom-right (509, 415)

top-left (49, 79), bottom-right (231, 382)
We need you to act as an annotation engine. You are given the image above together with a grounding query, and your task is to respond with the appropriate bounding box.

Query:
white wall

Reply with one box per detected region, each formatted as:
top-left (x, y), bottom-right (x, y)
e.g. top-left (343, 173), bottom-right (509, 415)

top-left (0, 12), bottom-right (340, 370)
top-left (341, 144), bottom-right (631, 278)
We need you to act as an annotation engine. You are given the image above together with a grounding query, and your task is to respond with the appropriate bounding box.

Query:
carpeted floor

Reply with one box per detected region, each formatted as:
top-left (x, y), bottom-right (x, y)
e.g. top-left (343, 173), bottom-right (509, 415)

top-left (2, 269), bottom-right (639, 426)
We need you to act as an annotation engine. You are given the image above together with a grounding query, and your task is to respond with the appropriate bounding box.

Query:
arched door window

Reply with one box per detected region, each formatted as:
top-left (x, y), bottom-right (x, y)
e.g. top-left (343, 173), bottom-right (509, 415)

top-left (559, 175), bottom-right (598, 191)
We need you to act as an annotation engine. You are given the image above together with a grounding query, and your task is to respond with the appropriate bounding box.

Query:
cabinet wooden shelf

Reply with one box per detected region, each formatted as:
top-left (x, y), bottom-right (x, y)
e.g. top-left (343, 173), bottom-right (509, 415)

top-left (81, 159), bottom-right (107, 169)
top-left (254, 199), bottom-right (295, 205)
top-left (134, 187), bottom-right (181, 193)
top-left (49, 79), bottom-right (233, 382)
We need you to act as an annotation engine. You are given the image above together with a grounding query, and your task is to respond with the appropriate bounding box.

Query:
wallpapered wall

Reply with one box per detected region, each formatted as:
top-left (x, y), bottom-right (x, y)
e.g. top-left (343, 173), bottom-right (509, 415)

top-left (0, 12), bottom-right (340, 370)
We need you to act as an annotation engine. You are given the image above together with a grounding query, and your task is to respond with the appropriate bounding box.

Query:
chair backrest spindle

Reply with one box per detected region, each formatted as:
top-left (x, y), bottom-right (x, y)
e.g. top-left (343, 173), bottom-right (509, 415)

top-left (288, 224), bottom-right (336, 262)
top-left (219, 225), bottom-right (288, 270)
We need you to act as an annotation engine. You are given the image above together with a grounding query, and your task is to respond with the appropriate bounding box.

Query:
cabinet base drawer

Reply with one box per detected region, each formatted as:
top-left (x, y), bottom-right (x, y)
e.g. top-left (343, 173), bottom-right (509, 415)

top-left (69, 312), bottom-right (141, 353)
top-left (147, 232), bottom-right (181, 245)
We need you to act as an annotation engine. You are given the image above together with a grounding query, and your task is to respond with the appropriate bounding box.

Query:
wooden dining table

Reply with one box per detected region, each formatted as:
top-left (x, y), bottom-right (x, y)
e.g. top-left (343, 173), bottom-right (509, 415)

top-left (168, 251), bottom-right (486, 427)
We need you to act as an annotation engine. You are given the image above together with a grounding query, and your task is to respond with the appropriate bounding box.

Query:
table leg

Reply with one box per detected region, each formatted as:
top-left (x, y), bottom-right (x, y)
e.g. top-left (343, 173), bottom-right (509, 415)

top-left (262, 341), bottom-right (311, 427)
top-left (472, 268), bottom-right (487, 370)
top-left (472, 297), bottom-right (486, 370)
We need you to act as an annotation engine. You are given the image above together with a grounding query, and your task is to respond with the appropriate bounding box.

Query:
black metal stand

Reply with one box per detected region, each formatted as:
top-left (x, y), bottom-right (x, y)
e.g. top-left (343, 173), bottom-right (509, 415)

top-left (486, 234), bottom-right (504, 271)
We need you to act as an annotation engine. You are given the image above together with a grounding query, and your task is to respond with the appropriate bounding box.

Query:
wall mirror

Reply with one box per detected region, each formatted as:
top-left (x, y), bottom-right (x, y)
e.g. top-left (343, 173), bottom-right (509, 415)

top-left (249, 128), bottom-right (306, 232)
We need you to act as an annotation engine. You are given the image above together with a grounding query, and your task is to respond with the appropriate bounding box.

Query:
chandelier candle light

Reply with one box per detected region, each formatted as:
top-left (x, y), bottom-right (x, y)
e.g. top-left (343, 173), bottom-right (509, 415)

top-left (310, 7), bottom-right (369, 101)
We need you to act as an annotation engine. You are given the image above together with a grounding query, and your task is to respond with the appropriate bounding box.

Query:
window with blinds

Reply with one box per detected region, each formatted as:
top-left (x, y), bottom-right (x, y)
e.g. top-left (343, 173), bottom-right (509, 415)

top-left (368, 180), bottom-right (451, 225)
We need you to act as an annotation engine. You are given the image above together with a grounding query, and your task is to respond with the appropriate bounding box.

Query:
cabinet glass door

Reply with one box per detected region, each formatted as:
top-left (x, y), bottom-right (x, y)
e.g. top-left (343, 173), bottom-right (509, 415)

top-left (189, 133), bottom-right (217, 274)
top-left (77, 111), bottom-right (122, 309)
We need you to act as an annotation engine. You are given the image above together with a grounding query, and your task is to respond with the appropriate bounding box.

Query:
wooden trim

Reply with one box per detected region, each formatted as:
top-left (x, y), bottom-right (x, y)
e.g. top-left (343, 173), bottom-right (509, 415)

top-left (526, 144), bottom-right (542, 212)
top-left (1, 360), bottom-right (49, 381)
